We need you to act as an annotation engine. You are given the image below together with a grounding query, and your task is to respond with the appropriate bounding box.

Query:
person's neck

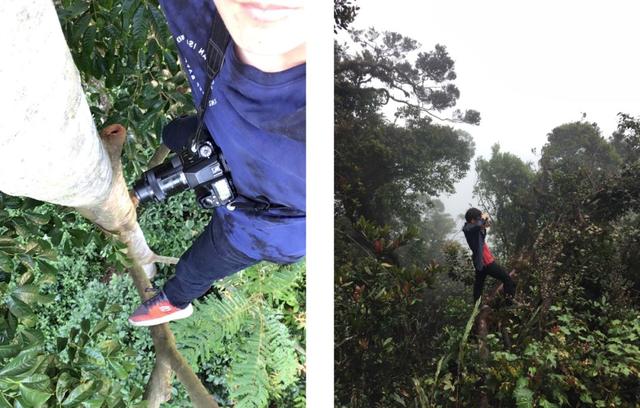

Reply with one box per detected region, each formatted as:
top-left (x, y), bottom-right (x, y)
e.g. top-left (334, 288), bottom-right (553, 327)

top-left (235, 43), bottom-right (306, 73)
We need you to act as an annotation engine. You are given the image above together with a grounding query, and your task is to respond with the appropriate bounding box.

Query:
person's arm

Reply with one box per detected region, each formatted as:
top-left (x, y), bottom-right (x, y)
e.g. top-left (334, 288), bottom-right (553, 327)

top-left (464, 221), bottom-right (484, 233)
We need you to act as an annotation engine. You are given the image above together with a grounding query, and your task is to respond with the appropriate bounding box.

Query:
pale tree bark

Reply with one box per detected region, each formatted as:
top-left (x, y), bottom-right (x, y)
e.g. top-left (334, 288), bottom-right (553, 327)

top-left (0, 1), bottom-right (216, 407)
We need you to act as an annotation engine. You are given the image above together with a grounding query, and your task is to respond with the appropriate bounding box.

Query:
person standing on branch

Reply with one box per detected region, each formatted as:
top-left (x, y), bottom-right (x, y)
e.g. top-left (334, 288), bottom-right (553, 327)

top-left (462, 208), bottom-right (515, 305)
top-left (129, 0), bottom-right (306, 327)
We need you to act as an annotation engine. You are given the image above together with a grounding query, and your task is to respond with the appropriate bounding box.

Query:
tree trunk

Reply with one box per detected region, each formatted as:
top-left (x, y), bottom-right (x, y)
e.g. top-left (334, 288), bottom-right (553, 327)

top-left (0, 1), bottom-right (217, 407)
top-left (0, 0), bottom-right (111, 207)
top-left (474, 269), bottom-right (517, 408)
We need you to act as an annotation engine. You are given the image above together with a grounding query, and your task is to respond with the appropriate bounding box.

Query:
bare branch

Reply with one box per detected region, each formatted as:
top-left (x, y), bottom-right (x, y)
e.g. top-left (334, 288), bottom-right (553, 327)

top-left (152, 254), bottom-right (180, 265)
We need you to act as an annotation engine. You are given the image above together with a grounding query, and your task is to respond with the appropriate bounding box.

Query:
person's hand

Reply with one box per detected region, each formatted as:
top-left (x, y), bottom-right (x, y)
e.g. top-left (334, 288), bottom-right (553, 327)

top-left (481, 212), bottom-right (492, 228)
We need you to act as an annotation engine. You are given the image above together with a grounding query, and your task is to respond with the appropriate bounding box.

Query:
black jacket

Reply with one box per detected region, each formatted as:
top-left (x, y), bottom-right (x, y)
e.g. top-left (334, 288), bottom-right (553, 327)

top-left (463, 221), bottom-right (488, 272)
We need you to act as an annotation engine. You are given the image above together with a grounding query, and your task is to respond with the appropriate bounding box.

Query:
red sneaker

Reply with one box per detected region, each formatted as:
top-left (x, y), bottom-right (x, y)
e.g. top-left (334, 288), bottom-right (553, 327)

top-left (128, 289), bottom-right (193, 327)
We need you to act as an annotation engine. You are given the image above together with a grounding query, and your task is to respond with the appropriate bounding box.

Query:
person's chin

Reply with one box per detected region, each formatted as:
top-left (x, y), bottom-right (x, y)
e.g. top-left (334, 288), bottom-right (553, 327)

top-left (238, 27), bottom-right (304, 53)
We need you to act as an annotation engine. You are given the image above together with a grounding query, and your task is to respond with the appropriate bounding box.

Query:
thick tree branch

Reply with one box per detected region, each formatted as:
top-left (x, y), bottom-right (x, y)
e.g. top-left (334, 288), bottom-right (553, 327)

top-left (128, 262), bottom-right (219, 408)
top-left (379, 89), bottom-right (460, 124)
top-left (80, 125), bottom-right (218, 408)
top-left (143, 355), bottom-right (173, 405)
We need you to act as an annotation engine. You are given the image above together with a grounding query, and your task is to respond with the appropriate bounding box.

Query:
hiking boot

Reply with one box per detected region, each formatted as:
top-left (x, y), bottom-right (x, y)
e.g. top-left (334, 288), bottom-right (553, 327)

top-left (128, 289), bottom-right (193, 327)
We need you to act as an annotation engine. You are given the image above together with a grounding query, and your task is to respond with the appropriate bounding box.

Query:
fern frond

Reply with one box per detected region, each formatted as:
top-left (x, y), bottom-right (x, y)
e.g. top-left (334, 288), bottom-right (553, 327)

top-left (220, 261), bottom-right (305, 302)
top-left (173, 262), bottom-right (306, 407)
top-left (175, 289), bottom-right (260, 367)
top-left (263, 309), bottom-right (299, 391)
top-left (227, 320), bottom-right (270, 408)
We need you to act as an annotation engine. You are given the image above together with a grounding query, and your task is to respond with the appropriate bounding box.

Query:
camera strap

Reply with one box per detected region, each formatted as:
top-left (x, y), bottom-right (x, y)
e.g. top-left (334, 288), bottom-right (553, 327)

top-left (190, 11), bottom-right (230, 153)
top-left (189, 11), bottom-right (305, 217)
top-left (229, 195), bottom-right (306, 217)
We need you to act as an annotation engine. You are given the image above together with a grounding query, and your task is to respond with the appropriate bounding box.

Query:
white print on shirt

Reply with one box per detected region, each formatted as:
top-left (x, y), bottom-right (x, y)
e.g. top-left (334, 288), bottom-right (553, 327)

top-left (175, 33), bottom-right (218, 107)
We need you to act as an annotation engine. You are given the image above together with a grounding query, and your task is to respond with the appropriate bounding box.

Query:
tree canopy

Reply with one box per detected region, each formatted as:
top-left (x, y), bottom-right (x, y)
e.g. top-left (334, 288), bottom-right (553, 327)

top-left (335, 28), bottom-right (477, 228)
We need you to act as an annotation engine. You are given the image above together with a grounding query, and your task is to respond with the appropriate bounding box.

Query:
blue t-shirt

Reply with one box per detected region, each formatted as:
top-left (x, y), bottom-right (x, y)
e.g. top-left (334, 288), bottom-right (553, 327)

top-left (158, 0), bottom-right (306, 263)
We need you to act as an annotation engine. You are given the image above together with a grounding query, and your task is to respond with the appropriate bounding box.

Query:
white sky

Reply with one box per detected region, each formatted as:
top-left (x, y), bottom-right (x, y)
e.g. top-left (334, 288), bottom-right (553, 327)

top-left (351, 0), bottom-right (640, 224)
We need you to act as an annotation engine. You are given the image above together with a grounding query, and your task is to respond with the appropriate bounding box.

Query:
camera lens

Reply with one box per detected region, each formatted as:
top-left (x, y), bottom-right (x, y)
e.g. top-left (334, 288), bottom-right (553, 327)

top-left (133, 178), bottom-right (155, 203)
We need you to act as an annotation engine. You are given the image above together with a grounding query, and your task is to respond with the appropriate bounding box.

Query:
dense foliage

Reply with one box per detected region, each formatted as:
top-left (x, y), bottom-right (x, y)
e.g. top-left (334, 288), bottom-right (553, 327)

top-left (335, 28), bottom-right (477, 228)
top-left (334, 0), bottom-right (359, 33)
top-left (334, 23), bottom-right (640, 407)
top-left (0, 1), bottom-right (305, 407)
top-left (335, 27), bottom-right (478, 406)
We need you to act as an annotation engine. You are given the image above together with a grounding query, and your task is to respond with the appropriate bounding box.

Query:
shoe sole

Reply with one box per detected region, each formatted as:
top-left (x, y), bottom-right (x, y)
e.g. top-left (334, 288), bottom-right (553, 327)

top-left (128, 304), bottom-right (193, 327)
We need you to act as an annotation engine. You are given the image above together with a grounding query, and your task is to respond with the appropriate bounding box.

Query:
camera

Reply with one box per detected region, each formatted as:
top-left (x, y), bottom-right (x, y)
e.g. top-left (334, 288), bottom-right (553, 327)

top-left (481, 213), bottom-right (492, 227)
top-left (133, 136), bottom-right (236, 209)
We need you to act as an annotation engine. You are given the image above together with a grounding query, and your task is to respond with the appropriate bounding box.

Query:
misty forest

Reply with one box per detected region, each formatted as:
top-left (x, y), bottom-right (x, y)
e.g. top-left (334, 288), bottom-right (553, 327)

top-left (335, 3), bottom-right (640, 407)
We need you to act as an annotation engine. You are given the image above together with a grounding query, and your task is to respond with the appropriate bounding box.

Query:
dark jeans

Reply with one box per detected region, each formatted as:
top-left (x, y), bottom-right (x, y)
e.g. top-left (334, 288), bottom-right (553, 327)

top-left (160, 115), bottom-right (259, 308)
top-left (163, 213), bottom-right (258, 309)
top-left (473, 261), bottom-right (515, 302)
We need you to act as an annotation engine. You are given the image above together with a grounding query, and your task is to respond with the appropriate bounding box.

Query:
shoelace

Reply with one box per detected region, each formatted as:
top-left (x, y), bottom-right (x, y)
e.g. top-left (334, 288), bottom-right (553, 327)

top-left (143, 287), bottom-right (165, 308)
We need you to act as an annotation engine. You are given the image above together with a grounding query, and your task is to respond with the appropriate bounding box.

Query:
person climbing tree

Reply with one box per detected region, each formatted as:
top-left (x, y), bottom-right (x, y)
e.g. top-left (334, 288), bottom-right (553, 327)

top-left (462, 208), bottom-right (515, 304)
top-left (128, 0), bottom-right (306, 327)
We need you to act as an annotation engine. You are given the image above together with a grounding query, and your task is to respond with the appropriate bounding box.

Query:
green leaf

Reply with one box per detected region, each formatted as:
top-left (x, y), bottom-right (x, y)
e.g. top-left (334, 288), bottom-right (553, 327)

top-left (50, 230), bottom-right (63, 246)
top-left (6, 296), bottom-right (34, 318)
top-left (11, 219), bottom-right (37, 237)
top-left (131, 5), bottom-right (148, 47)
top-left (0, 349), bottom-right (40, 377)
top-left (19, 384), bottom-right (51, 407)
top-left (2, 197), bottom-right (22, 209)
top-left (0, 394), bottom-right (11, 408)
top-left (18, 374), bottom-right (49, 392)
top-left (80, 319), bottom-right (90, 333)
top-left (68, 326), bottom-right (79, 341)
top-left (514, 377), bottom-right (534, 408)
top-left (17, 271), bottom-right (32, 288)
top-left (56, 337), bottom-right (68, 353)
top-left (82, 396), bottom-right (107, 408)
top-left (13, 396), bottom-right (28, 407)
top-left (108, 360), bottom-right (128, 380)
top-left (71, 13), bottom-right (92, 44)
top-left (60, 1), bottom-right (89, 19)
top-left (580, 393), bottom-right (593, 404)
top-left (23, 212), bottom-right (50, 226)
top-left (92, 320), bottom-right (109, 336)
top-left (539, 398), bottom-right (560, 408)
top-left (122, 0), bottom-right (140, 28)
top-left (55, 372), bottom-right (75, 403)
top-left (19, 199), bottom-right (42, 211)
top-left (19, 329), bottom-right (44, 349)
top-left (81, 347), bottom-right (105, 366)
top-left (61, 380), bottom-right (95, 406)
top-left (80, 25), bottom-right (97, 74)
top-left (36, 260), bottom-right (56, 275)
top-left (147, 4), bottom-right (168, 40)
top-left (77, 333), bottom-right (90, 348)
top-left (98, 339), bottom-right (120, 356)
top-left (0, 343), bottom-right (21, 359)
top-left (67, 344), bottom-right (77, 362)
top-left (11, 285), bottom-right (46, 305)
top-left (0, 252), bottom-right (12, 271)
